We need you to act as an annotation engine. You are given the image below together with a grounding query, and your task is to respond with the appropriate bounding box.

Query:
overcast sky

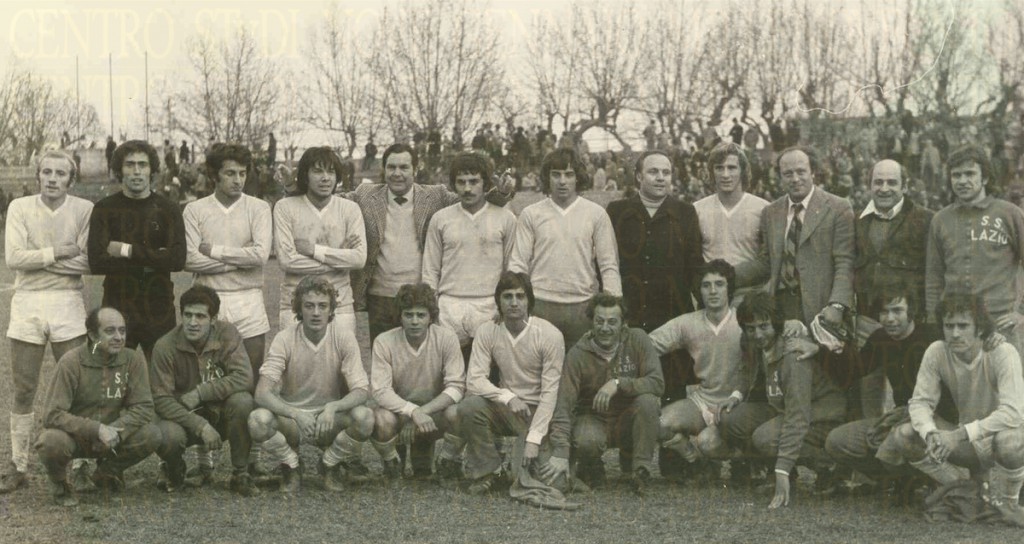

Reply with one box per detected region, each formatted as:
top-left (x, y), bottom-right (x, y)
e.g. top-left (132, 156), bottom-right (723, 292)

top-left (0, 0), bottom-right (1012, 147)
top-left (0, 0), bottom-right (586, 140)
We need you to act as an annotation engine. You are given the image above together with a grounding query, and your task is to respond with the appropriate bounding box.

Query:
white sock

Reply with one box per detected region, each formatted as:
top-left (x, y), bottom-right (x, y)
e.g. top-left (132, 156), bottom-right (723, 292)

top-left (10, 412), bottom-right (34, 473)
top-left (371, 437), bottom-right (400, 462)
top-left (248, 443), bottom-right (262, 465)
top-left (990, 463), bottom-right (1024, 504)
top-left (323, 431), bottom-right (361, 467)
top-left (437, 432), bottom-right (465, 461)
top-left (909, 456), bottom-right (969, 485)
top-left (262, 432), bottom-right (299, 469)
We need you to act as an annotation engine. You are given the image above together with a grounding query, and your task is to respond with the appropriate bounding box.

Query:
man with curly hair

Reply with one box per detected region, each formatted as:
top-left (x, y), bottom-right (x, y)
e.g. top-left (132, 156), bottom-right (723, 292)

top-left (88, 140), bottom-right (186, 362)
top-left (370, 283), bottom-right (465, 480)
top-left (248, 276), bottom-right (373, 493)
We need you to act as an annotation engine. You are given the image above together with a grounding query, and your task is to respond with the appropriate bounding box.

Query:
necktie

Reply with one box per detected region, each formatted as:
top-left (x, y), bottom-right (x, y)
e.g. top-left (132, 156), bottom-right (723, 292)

top-left (781, 203), bottom-right (803, 290)
top-left (394, 195), bottom-right (407, 205)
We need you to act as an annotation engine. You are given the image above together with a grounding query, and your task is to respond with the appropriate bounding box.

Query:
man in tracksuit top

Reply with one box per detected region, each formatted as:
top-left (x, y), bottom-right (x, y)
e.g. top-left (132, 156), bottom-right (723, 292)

top-left (35, 307), bottom-right (160, 506)
top-left (150, 285), bottom-right (258, 496)
top-left (926, 144), bottom-right (1024, 359)
top-left (721, 291), bottom-right (846, 510)
top-left (542, 293), bottom-right (664, 495)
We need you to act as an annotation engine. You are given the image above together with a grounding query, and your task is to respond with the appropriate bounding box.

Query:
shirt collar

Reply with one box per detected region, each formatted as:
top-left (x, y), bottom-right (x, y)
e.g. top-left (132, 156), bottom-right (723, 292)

top-left (859, 197), bottom-right (905, 220)
top-left (388, 184), bottom-right (414, 204)
top-left (953, 194), bottom-right (993, 210)
top-left (788, 185), bottom-right (815, 212)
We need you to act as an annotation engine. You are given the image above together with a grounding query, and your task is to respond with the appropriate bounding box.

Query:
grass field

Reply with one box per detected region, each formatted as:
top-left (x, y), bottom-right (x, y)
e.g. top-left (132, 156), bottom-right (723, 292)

top-left (1, 190), bottom-right (1022, 543)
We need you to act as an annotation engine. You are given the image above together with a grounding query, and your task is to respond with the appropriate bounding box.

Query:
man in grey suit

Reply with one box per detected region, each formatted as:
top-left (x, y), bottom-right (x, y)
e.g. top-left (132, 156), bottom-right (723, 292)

top-left (736, 146), bottom-right (855, 327)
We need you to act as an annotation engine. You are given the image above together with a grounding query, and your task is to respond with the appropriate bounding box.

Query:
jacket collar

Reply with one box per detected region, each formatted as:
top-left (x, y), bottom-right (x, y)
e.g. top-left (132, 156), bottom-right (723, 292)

top-left (172, 322), bottom-right (224, 355)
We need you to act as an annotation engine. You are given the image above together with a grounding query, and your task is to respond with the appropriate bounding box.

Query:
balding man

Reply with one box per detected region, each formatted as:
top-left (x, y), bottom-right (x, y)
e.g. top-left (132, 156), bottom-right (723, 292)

top-left (852, 159), bottom-right (936, 417)
top-left (855, 159), bottom-right (933, 328)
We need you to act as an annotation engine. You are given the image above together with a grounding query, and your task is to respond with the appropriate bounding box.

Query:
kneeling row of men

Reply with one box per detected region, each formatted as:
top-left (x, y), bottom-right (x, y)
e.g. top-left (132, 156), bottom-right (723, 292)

top-left (24, 265), bottom-right (1024, 526)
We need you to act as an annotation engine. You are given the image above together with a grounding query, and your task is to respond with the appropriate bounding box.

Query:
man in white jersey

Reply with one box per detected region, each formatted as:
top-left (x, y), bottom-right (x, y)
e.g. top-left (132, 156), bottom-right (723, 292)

top-left (458, 272), bottom-right (565, 494)
top-left (891, 293), bottom-right (1024, 526)
top-left (370, 283), bottom-right (466, 480)
top-left (693, 142), bottom-right (769, 288)
top-left (1, 150), bottom-right (92, 494)
top-left (274, 147), bottom-right (366, 333)
top-left (649, 260), bottom-right (755, 477)
top-left (350, 144), bottom-right (512, 344)
top-left (185, 143), bottom-right (272, 374)
top-left (184, 143), bottom-right (273, 481)
top-left (509, 148), bottom-right (620, 350)
top-left (422, 152), bottom-right (516, 362)
top-left (248, 276), bottom-right (374, 493)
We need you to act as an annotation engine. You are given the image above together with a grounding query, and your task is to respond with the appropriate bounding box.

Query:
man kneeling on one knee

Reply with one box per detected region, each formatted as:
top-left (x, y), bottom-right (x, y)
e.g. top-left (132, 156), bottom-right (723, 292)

top-left (36, 307), bottom-right (160, 505)
top-left (370, 283), bottom-right (466, 480)
top-left (541, 293), bottom-right (664, 494)
top-left (248, 276), bottom-right (374, 493)
top-left (891, 293), bottom-right (1024, 526)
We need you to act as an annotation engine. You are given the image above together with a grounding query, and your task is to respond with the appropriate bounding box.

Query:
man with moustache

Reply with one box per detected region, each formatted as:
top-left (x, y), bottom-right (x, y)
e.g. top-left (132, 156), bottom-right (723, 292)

top-left (88, 140), bottom-right (186, 362)
top-left (511, 148), bottom-right (621, 351)
top-left (350, 144), bottom-right (512, 343)
top-left (735, 146), bottom-right (855, 327)
top-left (925, 144), bottom-right (1024, 358)
top-left (150, 286), bottom-right (258, 496)
top-left (1, 150), bottom-right (93, 493)
top-left (422, 152), bottom-right (516, 362)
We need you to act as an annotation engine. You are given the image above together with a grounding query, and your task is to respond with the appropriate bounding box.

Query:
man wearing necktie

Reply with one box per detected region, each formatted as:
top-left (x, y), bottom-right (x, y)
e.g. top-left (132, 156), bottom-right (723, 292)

top-left (736, 146), bottom-right (855, 328)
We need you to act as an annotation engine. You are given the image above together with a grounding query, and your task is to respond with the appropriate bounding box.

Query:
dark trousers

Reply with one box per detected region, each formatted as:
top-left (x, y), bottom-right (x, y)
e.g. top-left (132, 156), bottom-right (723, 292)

top-left (367, 294), bottom-right (401, 344)
top-left (36, 424), bottom-right (161, 482)
top-left (156, 391), bottom-right (254, 470)
top-left (572, 394), bottom-right (660, 473)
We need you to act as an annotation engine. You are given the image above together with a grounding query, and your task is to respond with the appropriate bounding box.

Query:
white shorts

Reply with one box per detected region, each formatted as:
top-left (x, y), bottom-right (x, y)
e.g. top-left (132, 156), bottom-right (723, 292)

top-left (218, 289), bottom-right (270, 338)
top-left (7, 290), bottom-right (87, 344)
top-left (278, 304), bottom-right (355, 336)
top-left (438, 295), bottom-right (497, 345)
top-left (972, 435), bottom-right (995, 471)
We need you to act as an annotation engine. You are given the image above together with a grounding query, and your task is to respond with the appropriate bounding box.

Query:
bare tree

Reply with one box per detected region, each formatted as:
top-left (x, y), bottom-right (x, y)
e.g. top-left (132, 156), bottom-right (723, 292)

top-left (637, 0), bottom-right (708, 140)
top-left (980, 0), bottom-right (1024, 121)
top-left (737, 0), bottom-right (802, 135)
top-left (792, 0), bottom-right (854, 119)
top-left (0, 64), bottom-right (98, 165)
top-left (170, 25), bottom-right (280, 149)
top-left (906, 0), bottom-right (985, 120)
top-left (690, 4), bottom-right (749, 128)
top-left (303, 5), bottom-right (382, 158)
top-left (373, 0), bottom-right (504, 141)
top-left (527, 2), bottom-right (649, 150)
